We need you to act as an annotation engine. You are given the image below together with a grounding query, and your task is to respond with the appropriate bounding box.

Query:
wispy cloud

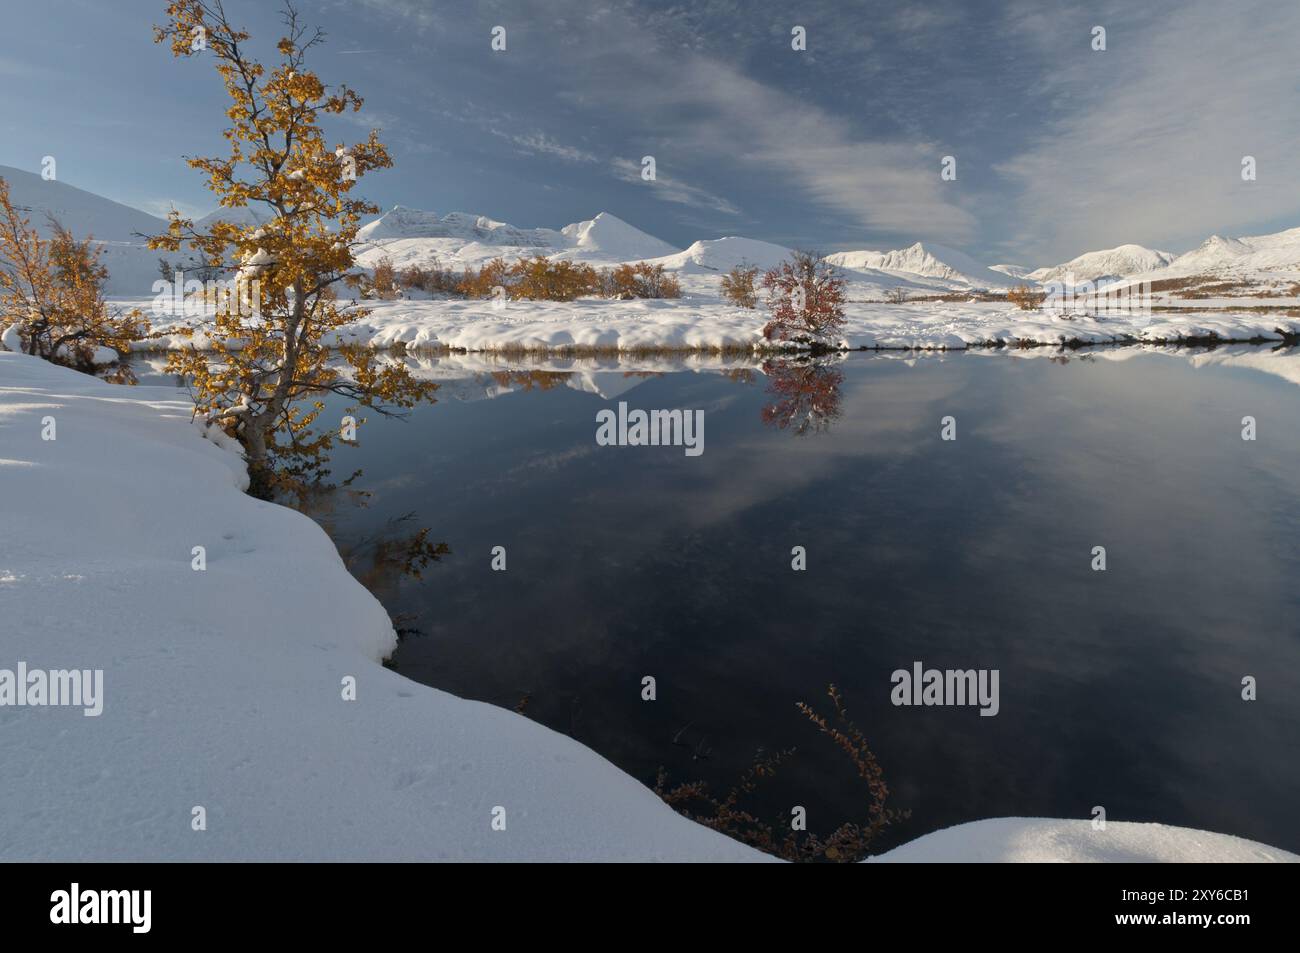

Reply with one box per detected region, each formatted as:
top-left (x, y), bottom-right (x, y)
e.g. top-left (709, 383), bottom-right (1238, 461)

top-left (996, 0), bottom-right (1300, 261)
top-left (490, 129), bottom-right (599, 164)
top-left (610, 157), bottom-right (741, 215)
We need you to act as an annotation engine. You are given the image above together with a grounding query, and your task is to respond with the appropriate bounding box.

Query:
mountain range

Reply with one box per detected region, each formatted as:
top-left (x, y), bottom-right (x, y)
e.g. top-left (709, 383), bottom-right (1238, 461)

top-left (2, 163), bottom-right (1298, 298)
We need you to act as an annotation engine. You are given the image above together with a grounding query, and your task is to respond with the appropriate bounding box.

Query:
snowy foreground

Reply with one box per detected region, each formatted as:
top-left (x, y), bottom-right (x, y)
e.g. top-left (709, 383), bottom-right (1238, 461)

top-left (135, 295), bottom-right (1300, 355)
top-left (1, 350), bottom-right (1296, 862)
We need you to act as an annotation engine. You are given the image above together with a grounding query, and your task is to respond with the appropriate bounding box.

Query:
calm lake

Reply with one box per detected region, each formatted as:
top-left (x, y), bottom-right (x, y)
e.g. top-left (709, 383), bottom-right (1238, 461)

top-left (137, 346), bottom-right (1300, 854)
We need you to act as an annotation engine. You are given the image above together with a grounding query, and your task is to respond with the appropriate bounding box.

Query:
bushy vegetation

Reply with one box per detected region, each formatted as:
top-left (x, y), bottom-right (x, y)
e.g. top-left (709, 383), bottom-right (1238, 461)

top-left (720, 262), bottom-right (759, 308)
top-left (455, 256), bottom-right (681, 302)
top-left (602, 261), bottom-right (681, 299)
top-left (509, 256), bottom-right (601, 301)
top-left (397, 260), bottom-right (461, 295)
top-left (0, 176), bottom-right (148, 376)
top-left (1007, 283), bottom-right (1044, 310)
top-left (656, 685), bottom-right (906, 862)
top-left (760, 250), bottom-right (846, 344)
top-left (364, 256), bottom-right (400, 300)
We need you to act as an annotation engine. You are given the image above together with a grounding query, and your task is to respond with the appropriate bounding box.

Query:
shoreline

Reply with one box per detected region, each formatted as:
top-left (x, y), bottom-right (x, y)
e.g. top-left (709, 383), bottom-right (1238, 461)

top-left (113, 295), bottom-right (1300, 358)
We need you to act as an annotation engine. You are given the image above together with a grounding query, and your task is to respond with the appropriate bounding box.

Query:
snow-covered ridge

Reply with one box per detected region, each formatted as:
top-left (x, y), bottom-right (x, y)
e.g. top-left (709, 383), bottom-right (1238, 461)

top-left (825, 241), bottom-right (1016, 289)
top-left (646, 236), bottom-right (793, 272)
top-left (355, 207), bottom-right (680, 269)
top-left (1161, 226), bottom-right (1300, 277)
top-left (1029, 244), bottom-right (1175, 285)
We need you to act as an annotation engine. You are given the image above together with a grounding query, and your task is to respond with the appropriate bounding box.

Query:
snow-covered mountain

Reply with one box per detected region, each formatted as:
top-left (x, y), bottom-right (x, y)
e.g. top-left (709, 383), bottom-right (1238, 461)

top-left (1028, 244), bottom-right (1175, 285)
top-left (1030, 228), bottom-right (1300, 292)
top-left (646, 236), bottom-right (792, 273)
top-left (354, 207), bottom-right (679, 269)
top-left (824, 241), bottom-right (1015, 289)
top-left (555, 213), bottom-right (680, 262)
top-left (0, 164), bottom-right (167, 296)
top-left (5, 163), bottom-right (1296, 302)
top-left (1159, 227), bottom-right (1300, 278)
top-left (193, 205), bottom-right (271, 231)
top-left (0, 164), bottom-right (164, 241)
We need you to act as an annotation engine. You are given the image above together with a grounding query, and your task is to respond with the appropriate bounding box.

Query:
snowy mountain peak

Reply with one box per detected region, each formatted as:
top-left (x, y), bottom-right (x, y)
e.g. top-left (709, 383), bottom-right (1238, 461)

top-left (1028, 244), bottom-right (1175, 285)
top-left (824, 241), bottom-right (1014, 288)
top-left (555, 211), bottom-right (679, 261)
top-left (353, 207), bottom-right (679, 269)
top-left (1148, 227), bottom-right (1300, 280)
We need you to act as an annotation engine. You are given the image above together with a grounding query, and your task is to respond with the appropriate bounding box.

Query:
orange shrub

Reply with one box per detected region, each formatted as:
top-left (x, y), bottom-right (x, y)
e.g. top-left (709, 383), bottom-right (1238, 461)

top-left (508, 256), bottom-right (600, 301)
top-left (457, 258), bottom-right (513, 299)
top-left (721, 263), bottom-right (759, 308)
top-left (602, 261), bottom-right (681, 299)
top-left (1007, 283), bottom-right (1043, 310)
top-left (368, 256), bottom-right (400, 300)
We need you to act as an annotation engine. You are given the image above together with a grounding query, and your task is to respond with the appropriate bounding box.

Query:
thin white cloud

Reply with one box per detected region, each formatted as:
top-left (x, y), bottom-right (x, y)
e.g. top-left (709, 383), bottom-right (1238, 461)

top-left (491, 130), bottom-right (599, 164)
top-left (595, 56), bottom-right (975, 240)
top-left (610, 157), bottom-right (741, 215)
top-left (997, 0), bottom-right (1300, 261)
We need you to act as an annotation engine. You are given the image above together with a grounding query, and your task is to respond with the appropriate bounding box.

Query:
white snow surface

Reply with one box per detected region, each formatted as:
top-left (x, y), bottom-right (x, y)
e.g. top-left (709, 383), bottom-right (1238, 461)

top-left (871, 819), bottom-right (1297, 863)
top-left (0, 351), bottom-right (758, 861)
top-left (2, 351), bottom-right (1297, 863)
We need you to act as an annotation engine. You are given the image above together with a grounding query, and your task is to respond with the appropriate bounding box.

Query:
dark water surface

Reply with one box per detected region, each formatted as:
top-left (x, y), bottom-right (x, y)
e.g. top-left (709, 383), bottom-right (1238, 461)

top-left (141, 348), bottom-right (1300, 853)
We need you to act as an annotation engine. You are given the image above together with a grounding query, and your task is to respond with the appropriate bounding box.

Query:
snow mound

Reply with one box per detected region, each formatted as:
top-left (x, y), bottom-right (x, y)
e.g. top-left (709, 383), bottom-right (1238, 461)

top-left (871, 818), bottom-right (1298, 863)
top-left (649, 236), bottom-right (793, 273)
top-left (556, 212), bottom-right (680, 262)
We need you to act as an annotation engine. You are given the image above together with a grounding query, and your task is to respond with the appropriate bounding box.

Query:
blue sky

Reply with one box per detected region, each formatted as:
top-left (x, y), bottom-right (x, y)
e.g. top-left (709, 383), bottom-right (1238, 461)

top-left (2, 0), bottom-right (1298, 265)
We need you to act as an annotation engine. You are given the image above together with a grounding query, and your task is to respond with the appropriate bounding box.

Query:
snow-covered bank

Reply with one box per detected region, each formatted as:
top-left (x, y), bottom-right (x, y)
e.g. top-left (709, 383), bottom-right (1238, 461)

top-left (871, 819), bottom-right (1298, 863)
top-left (2, 351), bottom-right (1296, 862)
top-left (0, 351), bottom-right (759, 861)
top-left (131, 296), bottom-right (1300, 355)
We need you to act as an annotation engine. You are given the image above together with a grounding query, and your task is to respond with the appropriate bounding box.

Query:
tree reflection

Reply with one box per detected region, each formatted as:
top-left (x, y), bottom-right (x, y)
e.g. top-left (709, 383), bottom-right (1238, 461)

top-left (760, 358), bottom-right (844, 435)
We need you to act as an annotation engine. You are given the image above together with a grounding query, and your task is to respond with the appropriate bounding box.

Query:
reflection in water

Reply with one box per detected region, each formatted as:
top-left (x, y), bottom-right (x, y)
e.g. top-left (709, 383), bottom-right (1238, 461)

top-left (760, 358), bottom-right (844, 435)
